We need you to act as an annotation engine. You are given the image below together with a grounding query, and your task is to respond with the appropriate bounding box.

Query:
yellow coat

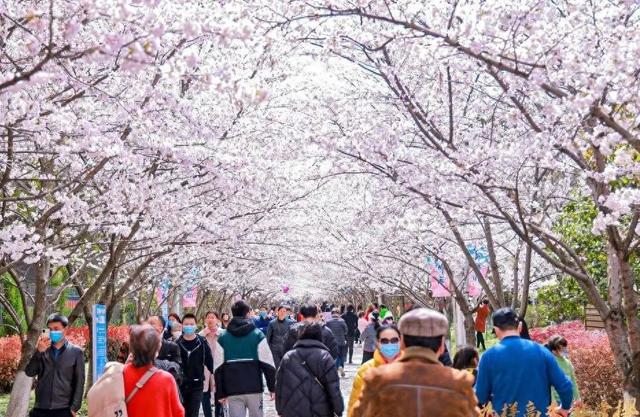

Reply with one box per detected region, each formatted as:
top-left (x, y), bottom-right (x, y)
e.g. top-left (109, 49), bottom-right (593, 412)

top-left (348, 350), bottom-right (387, 417)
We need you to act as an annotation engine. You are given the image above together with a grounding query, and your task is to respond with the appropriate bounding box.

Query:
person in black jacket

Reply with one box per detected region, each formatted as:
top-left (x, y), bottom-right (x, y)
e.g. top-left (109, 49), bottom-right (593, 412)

top-left (26, 313), bottom-right (85, 417)
top-left (283, 304), bottom-right (339, 359)
top-left (341, 305), bottom-right (358, 364)
top-left (266, 305), bottom-right (294, 368)
top-left (177, 313), bottom-right (214, 417)
top-left (325, 308), bottom-right (348, 377)
top-left (147, 315), bottom-right (183, 386)
top-left (276, 323), bottom-right (344, 417)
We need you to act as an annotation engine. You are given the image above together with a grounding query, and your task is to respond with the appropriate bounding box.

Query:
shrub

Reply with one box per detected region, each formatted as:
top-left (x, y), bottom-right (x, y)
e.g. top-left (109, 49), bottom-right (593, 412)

top-left (530, 321), bottom-right (623, 408)
top-left (0, 336), bottom-right (20, 392)
top-left (0, 325), bottom-right (130, 393)
top-left (83, 325), bottom-right (130, 362)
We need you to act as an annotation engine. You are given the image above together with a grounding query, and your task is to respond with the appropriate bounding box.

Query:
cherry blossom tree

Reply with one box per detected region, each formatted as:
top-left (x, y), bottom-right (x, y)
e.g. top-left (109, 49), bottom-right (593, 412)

top-left (264, 0), bottom-right (640, 400)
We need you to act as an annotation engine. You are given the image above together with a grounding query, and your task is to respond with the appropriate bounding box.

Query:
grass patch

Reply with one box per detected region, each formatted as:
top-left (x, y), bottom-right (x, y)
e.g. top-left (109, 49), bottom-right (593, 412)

top-left (0, 391), bottom-right (88, 416)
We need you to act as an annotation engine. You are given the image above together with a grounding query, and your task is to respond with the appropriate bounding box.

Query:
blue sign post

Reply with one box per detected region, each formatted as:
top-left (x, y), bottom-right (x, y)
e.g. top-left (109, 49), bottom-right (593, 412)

top-left (92, 304), bottom-right (108, 383)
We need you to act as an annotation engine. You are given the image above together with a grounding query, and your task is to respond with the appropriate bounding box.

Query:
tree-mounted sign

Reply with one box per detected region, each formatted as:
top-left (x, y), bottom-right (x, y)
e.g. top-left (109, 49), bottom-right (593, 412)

top-left (585, 304), bottom-right (605, 331)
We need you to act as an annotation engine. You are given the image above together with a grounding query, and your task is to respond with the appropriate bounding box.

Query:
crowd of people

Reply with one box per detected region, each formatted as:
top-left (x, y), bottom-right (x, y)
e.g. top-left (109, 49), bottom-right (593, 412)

top-left (25, 300), bottom-right (583, 417)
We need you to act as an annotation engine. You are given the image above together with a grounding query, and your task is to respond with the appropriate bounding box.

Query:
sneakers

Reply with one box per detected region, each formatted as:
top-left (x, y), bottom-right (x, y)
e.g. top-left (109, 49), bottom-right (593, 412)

top-left (339, 367), bottom-right (345, 377)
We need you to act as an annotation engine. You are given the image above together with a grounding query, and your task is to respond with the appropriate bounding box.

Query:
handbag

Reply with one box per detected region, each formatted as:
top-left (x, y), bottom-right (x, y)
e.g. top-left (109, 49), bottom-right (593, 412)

top-left (300, 360), bottom-right (339, 417)
top-left (87, 362), bottom-right (158, 417)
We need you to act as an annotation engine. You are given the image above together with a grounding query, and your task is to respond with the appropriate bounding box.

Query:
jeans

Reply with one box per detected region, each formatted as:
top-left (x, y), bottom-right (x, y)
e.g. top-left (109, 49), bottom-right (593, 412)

top-left (336, 344), bottom-right (347, 369)
top-left (476, 331), bottom-right (486, 350)
top-left (228, 393), bottom-right (263, 417)
top-left (30, 409), bottom-right (72, 417)
top-left (362, 350), bottom-right (374, 364)
top-left (181, 387), bottom-right (204, 417)
top-left (346, 336), bottom-right (355, 363)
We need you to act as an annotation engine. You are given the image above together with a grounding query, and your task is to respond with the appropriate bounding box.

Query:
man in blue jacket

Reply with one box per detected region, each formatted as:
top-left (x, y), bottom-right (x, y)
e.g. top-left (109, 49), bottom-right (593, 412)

top-left (475, 308), bottom-right (573, 417)
top-left (253, 306), bottom-right (272, 335)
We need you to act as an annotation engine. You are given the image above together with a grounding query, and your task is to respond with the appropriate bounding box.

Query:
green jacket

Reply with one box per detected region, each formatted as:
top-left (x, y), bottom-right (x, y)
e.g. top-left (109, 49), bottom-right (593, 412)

top-left (552, 355), bottom-right (580, 403)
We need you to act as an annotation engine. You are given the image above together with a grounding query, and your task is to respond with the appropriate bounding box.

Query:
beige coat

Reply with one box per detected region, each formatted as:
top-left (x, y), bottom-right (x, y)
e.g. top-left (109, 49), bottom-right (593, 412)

top-left (87, 362), bottom-right (126, 417)
top-left (199, 327), bottom-right (219, 393)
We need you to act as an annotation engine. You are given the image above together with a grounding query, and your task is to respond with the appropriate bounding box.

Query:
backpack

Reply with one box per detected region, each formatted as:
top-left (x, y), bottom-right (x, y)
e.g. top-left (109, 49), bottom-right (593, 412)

top-left (87, 362), bottom-right (158, 417)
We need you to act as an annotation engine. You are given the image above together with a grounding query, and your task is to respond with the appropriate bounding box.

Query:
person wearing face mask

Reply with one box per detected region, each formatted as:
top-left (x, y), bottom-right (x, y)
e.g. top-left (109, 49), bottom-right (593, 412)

top-left (253, 306), bottom-right (272, 335)
top-left (26, 313), bottom-right (85, 417)
top-left (347, 325), bottom-right (402, 417)
top-left (348, 324), bottom-right (401, 416)
top-left (351, 309), bottom-right (480, 417)
top-left (176, 313), bottom-right (214, 417)
top-left (546, 335), bottom-right (581, 408)
top-left (166, 313), bottom-right (183, 341)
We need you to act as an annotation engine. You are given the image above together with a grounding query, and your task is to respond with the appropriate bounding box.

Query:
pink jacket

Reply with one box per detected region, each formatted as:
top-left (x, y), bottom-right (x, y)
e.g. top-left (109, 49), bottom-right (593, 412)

top-left (357, 318), bottom-right (368, 334)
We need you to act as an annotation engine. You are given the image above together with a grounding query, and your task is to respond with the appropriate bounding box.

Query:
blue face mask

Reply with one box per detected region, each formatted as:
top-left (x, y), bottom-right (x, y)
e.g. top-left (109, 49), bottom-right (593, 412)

top-left (259, 312), bottom-right (267, 319)
top-left (50, 330), bottom-right (64, 344)
top-left (183, 325), bottom-right (197, 335)
top-left (379, 343), bottom-right (400, 359)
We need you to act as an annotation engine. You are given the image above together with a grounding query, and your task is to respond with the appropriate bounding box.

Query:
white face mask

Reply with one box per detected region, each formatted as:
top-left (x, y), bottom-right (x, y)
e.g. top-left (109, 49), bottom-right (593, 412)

top-left (172, 331), bottom-right (182, 339)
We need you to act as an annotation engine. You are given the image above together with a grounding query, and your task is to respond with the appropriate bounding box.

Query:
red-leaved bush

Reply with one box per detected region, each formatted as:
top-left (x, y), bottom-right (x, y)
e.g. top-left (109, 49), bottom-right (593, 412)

top-left (0, 336), bottom-right (21, 392)
top-left (0, 325), bottom-right (130, 393)
top-left (530, 321), bottom-right (622, 408)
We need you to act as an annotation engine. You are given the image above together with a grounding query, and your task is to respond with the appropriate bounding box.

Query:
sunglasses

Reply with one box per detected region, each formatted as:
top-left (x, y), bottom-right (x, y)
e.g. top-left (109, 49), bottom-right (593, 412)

top-left (379, 337), bottom-right (400, 344)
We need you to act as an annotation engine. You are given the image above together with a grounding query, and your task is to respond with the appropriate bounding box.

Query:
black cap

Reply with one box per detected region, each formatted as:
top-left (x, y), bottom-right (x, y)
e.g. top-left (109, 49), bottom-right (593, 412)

top-left (46, 313), bottom-right (69, 327)
top-left (492, 308), bottom-right (518, 329)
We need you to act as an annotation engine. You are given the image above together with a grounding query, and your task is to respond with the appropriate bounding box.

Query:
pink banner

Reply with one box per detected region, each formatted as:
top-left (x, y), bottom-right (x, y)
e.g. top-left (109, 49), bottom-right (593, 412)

top-left (428, 259), bottom-right (450, 298)
top-left (182, 287), bottom-right (197, 308)
top-left (467, 266), bottom-right (487, 298)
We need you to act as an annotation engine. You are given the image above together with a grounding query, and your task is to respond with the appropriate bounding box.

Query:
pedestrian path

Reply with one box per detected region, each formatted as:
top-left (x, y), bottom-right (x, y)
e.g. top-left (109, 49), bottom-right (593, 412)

top-left (202, 345), bottom-right (362, 416)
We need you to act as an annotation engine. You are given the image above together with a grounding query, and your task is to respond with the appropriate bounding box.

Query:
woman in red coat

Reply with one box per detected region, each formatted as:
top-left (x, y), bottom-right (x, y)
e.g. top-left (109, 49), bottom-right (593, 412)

top-left (125, 325), bottom-right (184, 417)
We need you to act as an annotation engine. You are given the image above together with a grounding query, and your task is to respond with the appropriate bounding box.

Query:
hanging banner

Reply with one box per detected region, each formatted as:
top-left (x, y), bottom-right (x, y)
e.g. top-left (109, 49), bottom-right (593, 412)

top-left (92, 304), bottom-right (107, 383)
top-left (155, 278), bottom-right (169, 306)
top-left (155, 278), bottom-right (170, 319)
top-left (182, 286), bottom-right (198, 308)
top-left (467, 245), bottom-right (489, 297)
top-left (427, 257), bottom-right (450, 298)
top-left (182, 267), bottom-right (199, 308)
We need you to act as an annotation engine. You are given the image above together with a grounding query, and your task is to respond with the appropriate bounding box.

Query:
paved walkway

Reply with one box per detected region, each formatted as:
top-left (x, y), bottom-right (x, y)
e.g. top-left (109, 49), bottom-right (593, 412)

top-left (203, 344), bottom-right (362, 416)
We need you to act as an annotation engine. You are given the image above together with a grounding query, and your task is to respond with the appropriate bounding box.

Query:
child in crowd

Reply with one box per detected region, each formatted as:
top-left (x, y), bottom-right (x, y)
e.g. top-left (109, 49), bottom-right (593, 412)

top-left (453, 346), bottom-right (479, 385)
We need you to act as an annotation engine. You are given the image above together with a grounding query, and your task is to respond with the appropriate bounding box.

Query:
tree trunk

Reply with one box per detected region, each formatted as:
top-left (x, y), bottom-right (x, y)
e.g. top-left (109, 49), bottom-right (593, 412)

top-left (464, 311), bottom-right (476, 347)
top-left (519, 246), bottom-right (532, 318)
top-left (483, 217), bottom-right (506, 306)
top-left (612, 246), bottom-right (640, 402)
top-left (511, 246), bottom-right (520, 310)
top-left (84, 310), bottom-right (94, 396)
top-left (6, 259), bottom-right (50, 417)
top-left (6, 372), bottom-right (32, 417)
